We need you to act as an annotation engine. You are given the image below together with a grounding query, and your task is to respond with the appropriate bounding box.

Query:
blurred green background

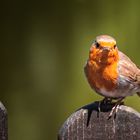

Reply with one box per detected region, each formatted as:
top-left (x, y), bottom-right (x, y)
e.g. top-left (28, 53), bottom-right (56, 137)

top-left (1, 0), bottom-right (140, 140)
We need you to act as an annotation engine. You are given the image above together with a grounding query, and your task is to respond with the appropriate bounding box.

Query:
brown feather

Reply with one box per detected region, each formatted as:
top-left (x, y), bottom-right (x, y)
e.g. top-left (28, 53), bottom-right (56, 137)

top-left (118, 51), bottom-right (140, 85)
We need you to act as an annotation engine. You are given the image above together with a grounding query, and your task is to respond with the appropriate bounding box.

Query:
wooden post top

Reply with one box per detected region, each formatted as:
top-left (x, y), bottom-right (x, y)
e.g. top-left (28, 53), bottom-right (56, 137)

top-left (0, 102), bottom-right (8, 140)
top-left (58, 101), bottom-right (140, 140)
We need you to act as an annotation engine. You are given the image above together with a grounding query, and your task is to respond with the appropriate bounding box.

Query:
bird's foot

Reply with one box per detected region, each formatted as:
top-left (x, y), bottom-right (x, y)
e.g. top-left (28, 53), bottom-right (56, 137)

top-left (108, 97), bottom-right (125, 120)
top-left (97, 97), bottom-right (112, 117)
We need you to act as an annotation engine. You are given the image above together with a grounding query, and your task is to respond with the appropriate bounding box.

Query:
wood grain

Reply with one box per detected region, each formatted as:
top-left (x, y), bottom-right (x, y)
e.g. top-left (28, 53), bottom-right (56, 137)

top-left (0, 102), bottom-right (8, 140)
top-left (58, 101), bottom-right (140, 140)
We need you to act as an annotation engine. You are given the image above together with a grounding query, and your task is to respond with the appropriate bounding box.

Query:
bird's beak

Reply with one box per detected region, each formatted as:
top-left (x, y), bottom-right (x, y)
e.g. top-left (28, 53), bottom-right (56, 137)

top-left (102, 47), bottom-right (110, 52)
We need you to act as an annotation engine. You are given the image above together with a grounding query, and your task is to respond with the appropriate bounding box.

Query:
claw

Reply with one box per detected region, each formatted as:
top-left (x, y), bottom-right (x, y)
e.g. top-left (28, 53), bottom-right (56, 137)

top-left (108, 97), bottom-right (125, 119)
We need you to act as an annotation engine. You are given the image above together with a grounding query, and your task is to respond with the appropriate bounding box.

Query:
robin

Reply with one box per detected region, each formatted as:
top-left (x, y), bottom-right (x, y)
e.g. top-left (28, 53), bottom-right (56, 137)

top-left (84, 35), bottom-right (140, 118)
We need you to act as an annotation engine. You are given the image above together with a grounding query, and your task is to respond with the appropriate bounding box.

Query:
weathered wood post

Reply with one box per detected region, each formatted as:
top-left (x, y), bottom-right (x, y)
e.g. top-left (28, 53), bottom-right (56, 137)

top-left (58, 101), bottom-right (140, 140)
top-left (0, 102), bottom-right (8, 140)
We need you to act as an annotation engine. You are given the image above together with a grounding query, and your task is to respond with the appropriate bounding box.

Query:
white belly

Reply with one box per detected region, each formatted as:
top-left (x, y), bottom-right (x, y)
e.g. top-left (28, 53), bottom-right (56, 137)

top-left (99, 88), bottom-right (136, 98)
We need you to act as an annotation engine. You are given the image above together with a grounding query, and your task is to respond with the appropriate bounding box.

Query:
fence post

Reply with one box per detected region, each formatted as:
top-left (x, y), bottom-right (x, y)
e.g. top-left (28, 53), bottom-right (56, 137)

top-left (0, 102), bottom-right (8, 140)
top-left (58, 101), bottom-right (140, 140)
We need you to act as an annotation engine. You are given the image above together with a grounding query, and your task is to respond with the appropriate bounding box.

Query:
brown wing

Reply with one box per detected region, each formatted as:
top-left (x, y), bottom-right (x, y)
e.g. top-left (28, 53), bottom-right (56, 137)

top-left (118, 51), bottom-right (140, 84)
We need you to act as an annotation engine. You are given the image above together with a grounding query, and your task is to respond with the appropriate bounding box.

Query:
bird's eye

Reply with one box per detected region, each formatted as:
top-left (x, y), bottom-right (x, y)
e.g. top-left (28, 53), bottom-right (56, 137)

top-left (95, 42), bottom-right (100, 48)
top-left (114, 45), bottom-right (116, 49)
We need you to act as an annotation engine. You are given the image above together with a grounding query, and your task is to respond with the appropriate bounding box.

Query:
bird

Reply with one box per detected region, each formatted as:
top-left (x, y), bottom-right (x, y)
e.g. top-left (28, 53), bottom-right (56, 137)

top-left (84, 35), bottom-right (140, 118)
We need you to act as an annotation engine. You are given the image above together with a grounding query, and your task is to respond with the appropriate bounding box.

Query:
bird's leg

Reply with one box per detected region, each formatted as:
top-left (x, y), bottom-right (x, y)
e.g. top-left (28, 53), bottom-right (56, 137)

top-left (97, 97), bottom-right (107, 117)
top-left (98, 97), bottom-right (112, 112)
top-left (108, 97), bottom-right (125, 120)
top-left (98, 97), bottom-right (106, 112)
top-left (103, 97), bottom-right (112, 104)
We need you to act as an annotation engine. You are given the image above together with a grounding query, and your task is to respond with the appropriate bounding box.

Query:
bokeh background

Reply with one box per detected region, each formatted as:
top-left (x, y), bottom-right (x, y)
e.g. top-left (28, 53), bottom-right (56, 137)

top-left (1, 0), bottom-right (140, 140)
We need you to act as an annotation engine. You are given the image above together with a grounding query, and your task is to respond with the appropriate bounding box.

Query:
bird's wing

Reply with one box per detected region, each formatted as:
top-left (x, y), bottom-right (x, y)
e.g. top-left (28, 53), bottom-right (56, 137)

top-left (118, 51), bottom-right (140, 84)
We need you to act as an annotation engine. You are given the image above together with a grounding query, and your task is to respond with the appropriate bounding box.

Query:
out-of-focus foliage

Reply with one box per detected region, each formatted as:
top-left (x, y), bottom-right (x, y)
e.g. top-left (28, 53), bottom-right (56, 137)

top-left (1, 0), bottom-right (140, 139)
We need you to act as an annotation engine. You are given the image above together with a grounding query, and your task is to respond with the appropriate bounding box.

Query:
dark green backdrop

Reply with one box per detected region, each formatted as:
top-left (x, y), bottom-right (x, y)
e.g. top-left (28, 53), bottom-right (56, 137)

top-left (1, 0), bottom-right (140, 139)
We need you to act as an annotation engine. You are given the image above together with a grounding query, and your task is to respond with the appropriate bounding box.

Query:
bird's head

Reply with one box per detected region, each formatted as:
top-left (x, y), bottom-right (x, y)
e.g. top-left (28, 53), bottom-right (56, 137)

top-left (89, 35), bottom-right (119, 65)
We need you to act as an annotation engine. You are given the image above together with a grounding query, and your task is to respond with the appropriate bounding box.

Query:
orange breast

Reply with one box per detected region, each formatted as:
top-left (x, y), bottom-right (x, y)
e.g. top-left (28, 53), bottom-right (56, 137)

top-left (85, 60), bottom-right (118, 91)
